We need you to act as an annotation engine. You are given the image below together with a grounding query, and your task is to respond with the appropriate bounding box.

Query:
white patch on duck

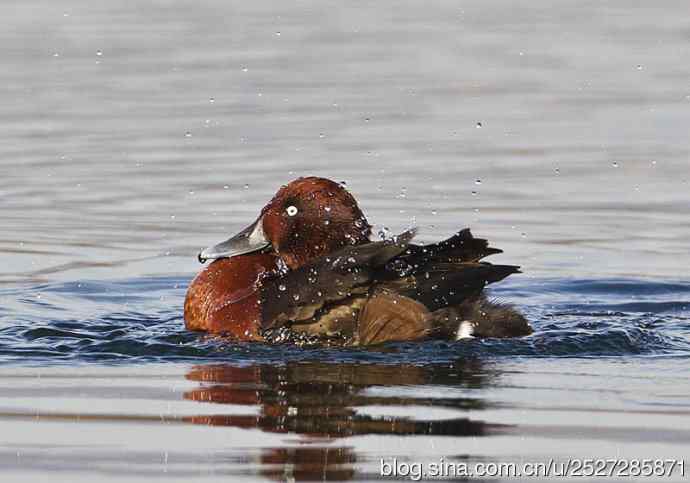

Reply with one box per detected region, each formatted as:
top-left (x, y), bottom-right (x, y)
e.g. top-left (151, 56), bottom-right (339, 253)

top-left (456, 320), bottom-right (475, 340)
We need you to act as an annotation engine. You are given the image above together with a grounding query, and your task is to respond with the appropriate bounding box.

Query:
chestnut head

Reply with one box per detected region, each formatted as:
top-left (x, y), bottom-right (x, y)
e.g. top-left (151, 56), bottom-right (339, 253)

top-left (199, 177), bottom-right (371, 269)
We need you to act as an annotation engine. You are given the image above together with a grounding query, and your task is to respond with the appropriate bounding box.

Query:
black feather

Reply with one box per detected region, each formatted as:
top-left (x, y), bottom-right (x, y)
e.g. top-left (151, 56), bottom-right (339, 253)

top-left (259, 230), bottom-right (415, 329)
top-left (379, 262), bottom-right (520, 311)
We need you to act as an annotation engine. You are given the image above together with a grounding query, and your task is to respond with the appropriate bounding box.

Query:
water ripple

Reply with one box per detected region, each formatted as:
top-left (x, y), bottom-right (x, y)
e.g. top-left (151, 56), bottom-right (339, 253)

top-left (0, 277), bottom-right (688, 365)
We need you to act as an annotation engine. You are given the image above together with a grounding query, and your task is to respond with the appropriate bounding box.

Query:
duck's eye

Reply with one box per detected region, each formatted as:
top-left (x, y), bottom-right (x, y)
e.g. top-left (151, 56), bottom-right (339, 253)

top-left (286, 205), bottom-right (299, 217)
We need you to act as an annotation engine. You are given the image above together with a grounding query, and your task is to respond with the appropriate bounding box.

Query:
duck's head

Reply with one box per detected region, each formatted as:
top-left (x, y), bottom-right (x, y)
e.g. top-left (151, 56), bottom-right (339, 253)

top-left (199, 177), bottom-right (371, 269)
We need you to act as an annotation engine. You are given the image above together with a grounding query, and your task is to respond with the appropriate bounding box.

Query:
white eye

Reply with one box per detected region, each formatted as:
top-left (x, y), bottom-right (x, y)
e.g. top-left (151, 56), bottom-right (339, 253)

top-left (286, 205), bottom-right (298, 217)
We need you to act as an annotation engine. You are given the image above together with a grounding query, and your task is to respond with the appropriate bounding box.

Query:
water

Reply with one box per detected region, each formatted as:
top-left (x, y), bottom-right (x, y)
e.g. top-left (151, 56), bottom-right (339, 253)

top-left (1, 277), bottom-right (689, 363)
top-left (1, 0), bottom-right (690, 481)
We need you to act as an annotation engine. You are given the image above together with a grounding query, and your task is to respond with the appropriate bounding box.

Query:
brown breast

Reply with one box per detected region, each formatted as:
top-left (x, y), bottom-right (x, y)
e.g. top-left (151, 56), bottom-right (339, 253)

top-left (184, 254), bottom-right (278, 339)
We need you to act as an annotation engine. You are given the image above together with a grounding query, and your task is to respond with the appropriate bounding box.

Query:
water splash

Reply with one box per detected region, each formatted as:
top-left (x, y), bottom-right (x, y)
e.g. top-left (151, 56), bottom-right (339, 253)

top-left (0, 277), bottom-right (688, 365)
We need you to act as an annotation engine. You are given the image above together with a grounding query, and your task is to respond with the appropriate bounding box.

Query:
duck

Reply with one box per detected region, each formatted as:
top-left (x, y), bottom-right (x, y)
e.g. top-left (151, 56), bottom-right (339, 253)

top-left (184, 176), bottom-right (532, 345)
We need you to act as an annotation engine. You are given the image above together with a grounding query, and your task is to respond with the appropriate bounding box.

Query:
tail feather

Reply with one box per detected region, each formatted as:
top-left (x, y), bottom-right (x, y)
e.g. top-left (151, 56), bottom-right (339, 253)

top-left (381, 262), bottom-right (520, 312)
top-left (430, 296), bottom-right (532, 338)
top-left (402, 228), bottom-right (503, 265)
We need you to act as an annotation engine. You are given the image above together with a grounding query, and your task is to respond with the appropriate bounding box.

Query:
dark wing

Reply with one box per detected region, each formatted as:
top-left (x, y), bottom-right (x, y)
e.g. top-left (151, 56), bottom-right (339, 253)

top-left (379, 261), bottom-right (520, 312)
top-left (259, 228), bottom-right (521, 335)
top-left (396, 228), bottom-right (502, 266)
top-left (259, 230), bottom-right (416, 330)
top-left (377, 228), bottom-right (520, 311)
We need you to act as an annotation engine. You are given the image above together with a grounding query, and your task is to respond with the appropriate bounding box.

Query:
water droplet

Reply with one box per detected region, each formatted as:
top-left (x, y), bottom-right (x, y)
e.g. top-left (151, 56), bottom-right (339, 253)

top-left (170, 215), bottom-right (176, 220)
top-left (364, 117), bottom-right (370, 122)
top-left (52, 52), bottom-right (60, 57)
top-left (319, 132), bottom-right (325, 138)
top-left (555, 168), bottom-right (560, 174)
top-left (347, 257), bottom-right (356, 264)
top-left (521, 232), bottom-right (527, 238)
top-left (188, 190), bottom-right (195, 195)
top-left (636, 64), bottom-right (643, 70)
top-left (243, 184), bottom-right (249, 190)
top-left (292, 294), bottom-right (300, 301)
top-left (286, 205), bottom-right (298, 217)
top-left (96, 50), bottom-right (103, 56)
top-left (209, 97), bottom-right (215, 103)
top-left (278, 284), bottom-right (286, 292)
top-left (471, 190), bottom-right (478, 196)
top-left (241, 66), bottom-right (248, 72)
top-left (339, 180), bottom-right (347, 187)
top-left (184, 131), bottom-right (192, 138)
top-left (476, 122), bottom-right (482, 128)
top-left (612, 161), bottom-right (619, 168)
top-left (475, 179), bottom-right (482, 185)
top-left (223, 185), bottom-right (229, 190)
top-left (275, 31), bottom-right (281, 36)
top-left (324, 206), bottom-right (331, 212)
top-left (431, 209), bottom-right (437, 215)
top-left (324, 220), bottom-right (330, 225)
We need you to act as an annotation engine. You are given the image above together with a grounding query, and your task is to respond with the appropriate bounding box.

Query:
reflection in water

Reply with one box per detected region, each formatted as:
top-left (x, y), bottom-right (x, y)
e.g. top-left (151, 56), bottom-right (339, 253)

top-left (184, 360), bottom-right (509, 480)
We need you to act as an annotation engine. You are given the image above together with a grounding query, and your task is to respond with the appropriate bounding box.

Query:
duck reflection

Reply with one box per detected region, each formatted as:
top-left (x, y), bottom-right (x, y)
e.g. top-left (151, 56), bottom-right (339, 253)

top-left (183, 359), bottom-right (507, 480)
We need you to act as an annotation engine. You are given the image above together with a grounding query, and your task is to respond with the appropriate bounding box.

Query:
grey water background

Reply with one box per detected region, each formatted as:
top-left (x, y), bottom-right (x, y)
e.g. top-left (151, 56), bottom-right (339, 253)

top-left (1, 0), bottom-right (689, 481)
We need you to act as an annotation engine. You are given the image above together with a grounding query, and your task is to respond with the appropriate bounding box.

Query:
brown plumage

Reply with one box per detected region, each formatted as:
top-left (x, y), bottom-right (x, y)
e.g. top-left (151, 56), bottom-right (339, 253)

top-left (185, 176), bottom-right (532, 344)
top-left (253, 228), bottom-right (528, 344)
top-left (260, 177), bottom-right (371, 269)
top-left (358, 290), bottom-right (432, 345)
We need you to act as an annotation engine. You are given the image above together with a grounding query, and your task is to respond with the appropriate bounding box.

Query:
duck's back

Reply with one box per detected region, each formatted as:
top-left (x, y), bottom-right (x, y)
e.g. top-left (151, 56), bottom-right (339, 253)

top-left (258, 229), bottom-right (531, 345)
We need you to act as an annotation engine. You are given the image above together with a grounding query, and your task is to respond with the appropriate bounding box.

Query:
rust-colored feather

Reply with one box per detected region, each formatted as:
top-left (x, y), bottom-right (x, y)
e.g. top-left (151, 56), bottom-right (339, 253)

top-left (183, 254), bottom-right (277, 339)
top-left (357, 290), bottom-right (432, 345)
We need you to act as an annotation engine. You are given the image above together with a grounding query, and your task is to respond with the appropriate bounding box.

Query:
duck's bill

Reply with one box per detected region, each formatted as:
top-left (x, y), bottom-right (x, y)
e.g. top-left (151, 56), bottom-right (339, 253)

top-left (198, 217), bottom-right (270, 263)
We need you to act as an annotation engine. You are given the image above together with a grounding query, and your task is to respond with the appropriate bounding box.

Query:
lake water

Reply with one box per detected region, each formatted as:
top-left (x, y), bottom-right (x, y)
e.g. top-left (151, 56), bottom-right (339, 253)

top-left (1, 0), bottom-right (689, 481)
